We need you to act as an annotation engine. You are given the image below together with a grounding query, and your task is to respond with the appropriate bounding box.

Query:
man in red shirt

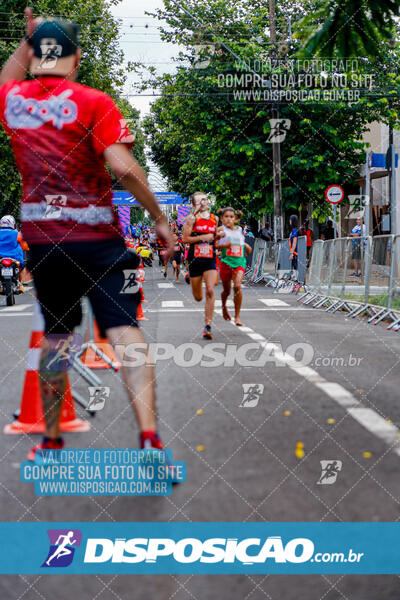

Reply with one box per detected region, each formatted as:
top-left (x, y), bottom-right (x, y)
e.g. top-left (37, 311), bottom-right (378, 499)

top-left (0, 9), bottom-right (174, 459)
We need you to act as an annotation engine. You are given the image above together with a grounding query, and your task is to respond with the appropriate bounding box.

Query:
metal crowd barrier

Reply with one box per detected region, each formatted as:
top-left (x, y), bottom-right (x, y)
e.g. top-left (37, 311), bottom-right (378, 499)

top-left (298, 234), bottom-right (400, 329)
top-left (245, 238), bottom-right (268, 283)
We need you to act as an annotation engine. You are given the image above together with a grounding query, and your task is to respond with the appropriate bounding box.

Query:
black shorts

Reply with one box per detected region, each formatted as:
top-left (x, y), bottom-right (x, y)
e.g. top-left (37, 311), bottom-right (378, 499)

top-left (188, 258), bottom-right (217, 278)
top-left (352, 242), bottom-right (361, 260)
top-left (171, 252), bottom-right (182, 264)
top-left (28, 239), bottom-right (141, 336)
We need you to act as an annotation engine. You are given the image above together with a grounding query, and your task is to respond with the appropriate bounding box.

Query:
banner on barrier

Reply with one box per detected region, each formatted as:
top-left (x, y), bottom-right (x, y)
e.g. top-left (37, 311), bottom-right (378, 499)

top-left (177, 205), bottom-right (190, 225)
top-left (118, 206), bottom-right (131, 235)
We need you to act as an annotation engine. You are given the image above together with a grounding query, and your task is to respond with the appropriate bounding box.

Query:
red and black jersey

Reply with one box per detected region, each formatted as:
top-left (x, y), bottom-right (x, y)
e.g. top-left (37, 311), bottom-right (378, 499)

top-left (187, 213), bottom-right (217, 262)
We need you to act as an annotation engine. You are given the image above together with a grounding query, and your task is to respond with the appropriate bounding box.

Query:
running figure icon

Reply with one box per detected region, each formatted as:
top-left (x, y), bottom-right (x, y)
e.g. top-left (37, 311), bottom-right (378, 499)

top-left (44, 334), bottom-right (80, 371)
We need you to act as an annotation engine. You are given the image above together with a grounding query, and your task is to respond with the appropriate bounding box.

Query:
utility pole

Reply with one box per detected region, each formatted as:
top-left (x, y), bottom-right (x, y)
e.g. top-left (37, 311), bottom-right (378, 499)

top-left (388, 124), bottom-right (397, 235)
top-left (269, 0), bottom-right (283, 242)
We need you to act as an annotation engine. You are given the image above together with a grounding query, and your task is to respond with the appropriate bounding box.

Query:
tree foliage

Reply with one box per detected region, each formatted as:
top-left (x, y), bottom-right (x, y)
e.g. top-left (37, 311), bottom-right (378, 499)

top-left (141, 0), bottom-right (400, 222)
top-left (297, 0), bottom-right (400, 58)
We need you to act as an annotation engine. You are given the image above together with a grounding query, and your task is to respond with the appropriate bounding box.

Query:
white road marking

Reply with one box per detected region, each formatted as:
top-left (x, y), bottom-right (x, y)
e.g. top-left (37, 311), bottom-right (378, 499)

top-left (161, 300), bottom-right (184, 308)
top-left (145, 307), bottom-right (312, 313)
top-left (158, 283), bottom-right (174, 289)
top-left (229, 321), bottom-right (400, 456)
top-left (347, 407), bottom-right (400, 452)
top-left (0, 304), bottom-right (33, 312)
top-left (247, 333), bottom-right (266, 341)
top-left (0, 313), bottom-right (33, 316)
top-left (259, 298), bottom-right (289, 307)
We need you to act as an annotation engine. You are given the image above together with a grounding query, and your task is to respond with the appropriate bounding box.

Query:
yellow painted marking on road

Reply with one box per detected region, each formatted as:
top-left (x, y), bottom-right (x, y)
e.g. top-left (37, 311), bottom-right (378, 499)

top-left (295, 442), bottom-right (304, 459)
top-left (196, 445), bottom-right (205, 452)
top-left (363, 451), bottom-right (372, 458)
top-left (326, 418), bottom-right (336, 424)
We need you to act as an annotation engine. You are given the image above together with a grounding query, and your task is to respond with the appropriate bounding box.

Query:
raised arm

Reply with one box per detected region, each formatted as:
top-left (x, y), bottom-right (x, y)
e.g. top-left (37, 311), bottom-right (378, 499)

top-left (0, 8), bottom-right (42, 86)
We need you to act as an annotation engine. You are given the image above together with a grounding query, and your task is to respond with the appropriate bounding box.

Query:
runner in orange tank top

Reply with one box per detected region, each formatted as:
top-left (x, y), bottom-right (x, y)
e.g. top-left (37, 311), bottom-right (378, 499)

top-left (183, 192), bottom-right (221, 339)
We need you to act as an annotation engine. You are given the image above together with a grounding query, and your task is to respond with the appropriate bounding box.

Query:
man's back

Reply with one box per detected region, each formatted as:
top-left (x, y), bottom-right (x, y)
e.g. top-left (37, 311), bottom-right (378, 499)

top-left (0, 76), bottom-right (133, 244)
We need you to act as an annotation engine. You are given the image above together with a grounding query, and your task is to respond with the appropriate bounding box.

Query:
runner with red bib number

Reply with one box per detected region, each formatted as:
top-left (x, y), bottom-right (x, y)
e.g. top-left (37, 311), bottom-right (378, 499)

top-left (217, 207), bottom-right (252, 326)
top-left (183, 192), bottom-right (219, 339)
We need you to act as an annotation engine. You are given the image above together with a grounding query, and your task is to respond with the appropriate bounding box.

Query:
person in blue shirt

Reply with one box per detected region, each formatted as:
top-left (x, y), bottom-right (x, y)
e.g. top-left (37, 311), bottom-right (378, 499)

top-left (349, 216), bottom-right (366, 277)
top-left (0, 215), bottom-right (26, 292)
top-left (289, 214), bottom-right (299, 274)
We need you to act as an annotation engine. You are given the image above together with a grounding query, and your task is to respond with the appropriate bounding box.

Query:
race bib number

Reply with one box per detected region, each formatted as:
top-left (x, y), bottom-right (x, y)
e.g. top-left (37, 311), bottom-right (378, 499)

top-left (194, 243), bottom-right (213, 258)
top-left (160, 249), bottom-right (167, 256)
top-left (227, 244), bottom-right (243, 257)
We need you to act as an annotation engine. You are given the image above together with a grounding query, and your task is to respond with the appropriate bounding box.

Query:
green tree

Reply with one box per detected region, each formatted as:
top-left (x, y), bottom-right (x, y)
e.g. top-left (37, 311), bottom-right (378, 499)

top-left (297, 0), bottom-right (400, 57)
top-left (141, 0), bottom-right (400, 222)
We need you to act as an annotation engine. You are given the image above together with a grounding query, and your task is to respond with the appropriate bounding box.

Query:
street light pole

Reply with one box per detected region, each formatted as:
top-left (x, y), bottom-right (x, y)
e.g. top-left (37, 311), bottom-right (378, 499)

top-left (269, 0), bottom-right (283, 242)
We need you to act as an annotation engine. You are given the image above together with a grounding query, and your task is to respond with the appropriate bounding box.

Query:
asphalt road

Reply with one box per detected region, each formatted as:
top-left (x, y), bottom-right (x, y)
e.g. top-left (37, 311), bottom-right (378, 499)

top-left (0, 265), bottom-right (400, 599)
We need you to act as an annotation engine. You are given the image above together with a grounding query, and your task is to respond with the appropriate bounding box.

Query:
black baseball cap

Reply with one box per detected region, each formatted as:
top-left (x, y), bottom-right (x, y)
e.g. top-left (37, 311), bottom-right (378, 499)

top-left (30, 18), bottom-right (80, 59)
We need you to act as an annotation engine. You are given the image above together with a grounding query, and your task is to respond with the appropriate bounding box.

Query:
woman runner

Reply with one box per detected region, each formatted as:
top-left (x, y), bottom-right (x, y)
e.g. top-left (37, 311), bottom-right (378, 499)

top-left (217, 207), bottom-right (252, 326)
top-left (171, 233), bottom-right (184, 282)
top-left (183, 192), bottom-right (219, 339)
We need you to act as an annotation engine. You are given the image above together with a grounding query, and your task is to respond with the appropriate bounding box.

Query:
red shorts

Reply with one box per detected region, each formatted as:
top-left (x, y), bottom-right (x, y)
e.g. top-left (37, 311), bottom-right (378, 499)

top-left (220, 260), bottom-right (245, 283)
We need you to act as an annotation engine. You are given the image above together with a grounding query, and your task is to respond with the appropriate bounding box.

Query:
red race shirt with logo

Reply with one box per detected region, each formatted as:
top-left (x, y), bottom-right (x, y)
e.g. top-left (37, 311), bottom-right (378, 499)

top-left (0, 77), bottom-right (134, 244)
top-left (187, 213), bottom-right (217, 261)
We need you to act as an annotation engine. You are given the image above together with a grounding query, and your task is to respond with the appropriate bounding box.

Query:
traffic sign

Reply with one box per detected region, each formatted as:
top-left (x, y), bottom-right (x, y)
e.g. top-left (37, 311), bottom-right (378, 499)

top-left (325, 185), bottom-right (344, 205)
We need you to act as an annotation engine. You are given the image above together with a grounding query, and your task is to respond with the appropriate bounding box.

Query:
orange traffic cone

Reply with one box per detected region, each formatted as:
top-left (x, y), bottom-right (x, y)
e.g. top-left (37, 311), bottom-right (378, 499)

top-left (140, 286), bottom-right (147, 303)
top-left (136, 284), bottom-right (148, 321)
top-left (136, 264), bottom-right (148, 320)
top-left (79, 319), bottom-right (121, 371)
top-left (4, 302), bottom-right (90, 434)
top-left (138, 257), bottom-right (146, 282)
